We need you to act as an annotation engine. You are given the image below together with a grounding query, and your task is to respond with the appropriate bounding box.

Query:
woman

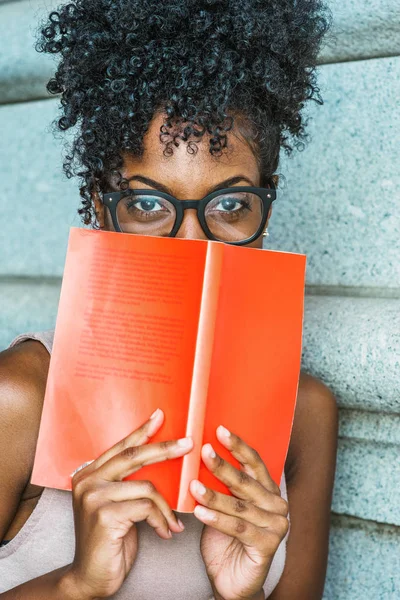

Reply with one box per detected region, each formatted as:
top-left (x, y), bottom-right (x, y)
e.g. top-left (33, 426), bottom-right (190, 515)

top-left (0, 0), bottom-right (338, 598)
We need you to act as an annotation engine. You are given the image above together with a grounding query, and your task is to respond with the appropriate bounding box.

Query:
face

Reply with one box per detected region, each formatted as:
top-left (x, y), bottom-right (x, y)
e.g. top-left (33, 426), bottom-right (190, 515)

top-left (93, 112), bottom-right (274, 249)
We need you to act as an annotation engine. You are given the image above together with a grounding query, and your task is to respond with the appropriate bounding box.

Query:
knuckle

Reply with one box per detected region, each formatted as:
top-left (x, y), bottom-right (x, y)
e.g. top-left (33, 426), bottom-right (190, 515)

top-left (118, 436), bottom-right (130, 451)
top-left (96, 505), bottom-right (112, 527)
top-left (160, 440), bottom-right (172, 452)
top-left (235, 519), bottom-right (247, 534)
top-left (72, 476), bottom-right (88, 497)
top-left (141, 480), bottom-right (156, 496)
top-left (274, 515), bottom-right (290, 537)
top-left (81, 489), bottom-right (100, 510)
top-left (141, 497), bottom-right (155, 512)
top-left (214, 454), bottom-right (224, 470)
top-left (206, 488), bottom-right (217, 506)
top-left (233, 499), bottom-right (248, 514)
top-left (157, 440), bottom-right (176, 458)
top-left (272, 482), bottom-right (281, 495)
top-left (250, 447), bottom-right (261, 463)
top-left (120, 445), bottom-right (140, 460)
top-left (276, 497), bottom-right (289, 517)
top-left (266, 531), bottom-right (282, 551)
top-left (237, 469), bottom-right (251, 486)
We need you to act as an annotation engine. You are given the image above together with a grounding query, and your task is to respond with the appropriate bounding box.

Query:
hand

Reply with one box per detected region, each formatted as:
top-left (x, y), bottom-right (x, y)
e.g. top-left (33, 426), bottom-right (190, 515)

top-left (190, 426), bottom-right (289, 600)
top-left (64, 408), bottom-right (193, 599)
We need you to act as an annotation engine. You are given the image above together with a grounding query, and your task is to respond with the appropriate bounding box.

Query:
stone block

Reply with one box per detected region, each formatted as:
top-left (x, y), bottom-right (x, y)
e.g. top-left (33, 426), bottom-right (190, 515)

top-left (0, 98), bottom-right (82, 277)
top-left (267, 56), bottom-right (400, 288)
top-left (1, 1), bottom-right (400, 103)
top-left (0, 0), bottom-right (54, 103)
top-left (320, 0), bottom-right (400, 63)
top-left (323, 515), bottom-right (400, 599)
top-left (0, 279), bottom-right (61, 352)
top-left (333, 432), bottom-right (400, 525)
top-left (302, 295), bottom-right (400, 412)
top-left (339, 408), bottom-right (400, 445)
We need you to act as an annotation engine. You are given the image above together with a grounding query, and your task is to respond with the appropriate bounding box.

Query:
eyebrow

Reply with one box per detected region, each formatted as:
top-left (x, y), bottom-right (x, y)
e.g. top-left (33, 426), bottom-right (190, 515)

top-left (124, 174), bottom-right (257, 195)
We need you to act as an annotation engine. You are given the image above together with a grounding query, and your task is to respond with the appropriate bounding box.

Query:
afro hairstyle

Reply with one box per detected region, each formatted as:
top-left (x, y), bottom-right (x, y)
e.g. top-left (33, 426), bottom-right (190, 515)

top-left (36, 0), bottom-right (331, 224)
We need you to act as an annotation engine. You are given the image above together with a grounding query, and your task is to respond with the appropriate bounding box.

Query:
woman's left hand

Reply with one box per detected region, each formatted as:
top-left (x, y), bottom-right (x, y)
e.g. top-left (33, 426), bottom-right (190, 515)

top-left (190, 426), bottom-right (289, 600)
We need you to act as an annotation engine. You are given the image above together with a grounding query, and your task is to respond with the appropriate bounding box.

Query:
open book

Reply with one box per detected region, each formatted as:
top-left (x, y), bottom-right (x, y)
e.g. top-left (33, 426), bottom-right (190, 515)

top-left (32, 228), bottom-right (306, 512)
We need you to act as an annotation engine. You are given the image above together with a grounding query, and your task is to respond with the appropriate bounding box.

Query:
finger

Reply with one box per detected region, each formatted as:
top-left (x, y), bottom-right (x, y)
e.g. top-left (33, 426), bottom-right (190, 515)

top-left (201, 443), bottom-right (275, 505)
top-left (81, 480), bottom-right (185, 533)
top-left (94, 408), bottom-right (166, 470)
top-left (216, 426), bottom-right (281, 495)
top-left (193, 505), bottom-right (287, 555)
top-left (71, 408), bottom-right (165, 481)
top-left (190, 479), bottom-right (288, 521)
top-left (97, 498), bottom-right (172, 540)
top-left (96, 436), bottom-right (194, 482)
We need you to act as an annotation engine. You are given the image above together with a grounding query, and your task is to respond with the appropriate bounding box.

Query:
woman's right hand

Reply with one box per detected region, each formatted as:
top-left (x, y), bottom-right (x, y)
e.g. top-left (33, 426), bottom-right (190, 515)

top-left (64, 408), bottom-right (193, 599)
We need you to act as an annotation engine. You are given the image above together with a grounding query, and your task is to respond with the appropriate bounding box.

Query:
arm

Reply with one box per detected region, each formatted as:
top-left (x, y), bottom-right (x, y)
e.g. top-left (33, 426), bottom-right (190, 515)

top-left (269, 373), bottom-right (339, 600)
top-left (0, 343), bottom-right (191, 599)
top-left (0, 343), bottom-right (83, 598)
top-left (0, 341), bottom-right (49, 544)
top-left (0, 565), bottom-right (94, 600)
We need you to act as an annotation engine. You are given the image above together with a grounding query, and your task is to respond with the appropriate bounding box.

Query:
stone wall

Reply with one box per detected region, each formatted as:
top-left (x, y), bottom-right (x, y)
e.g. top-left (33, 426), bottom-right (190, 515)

top-left (1, 1), bottom-right (399, 597)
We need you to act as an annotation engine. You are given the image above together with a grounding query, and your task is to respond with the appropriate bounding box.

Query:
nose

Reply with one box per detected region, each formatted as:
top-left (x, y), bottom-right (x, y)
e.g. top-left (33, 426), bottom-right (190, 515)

top-left (175, 209), bottom-right (208, 241)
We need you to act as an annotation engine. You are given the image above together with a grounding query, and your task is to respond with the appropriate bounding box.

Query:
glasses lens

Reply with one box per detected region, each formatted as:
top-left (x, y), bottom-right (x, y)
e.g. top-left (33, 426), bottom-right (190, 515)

top-left (204, 192), bottom-right (264, 242)
top-left (116, 193), bottom-right (176, 236)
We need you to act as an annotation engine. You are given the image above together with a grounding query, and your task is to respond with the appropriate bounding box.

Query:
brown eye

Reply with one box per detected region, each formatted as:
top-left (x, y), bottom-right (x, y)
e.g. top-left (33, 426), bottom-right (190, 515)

top-left (116, 194), bottom-right (176, 235)
top-left (204, 192), bottom-right (264, 243)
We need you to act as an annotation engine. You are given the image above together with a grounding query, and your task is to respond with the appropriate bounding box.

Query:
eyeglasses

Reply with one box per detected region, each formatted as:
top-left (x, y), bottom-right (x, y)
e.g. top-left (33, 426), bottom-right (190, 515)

top-left (101, 182), bottom-right (276, 245)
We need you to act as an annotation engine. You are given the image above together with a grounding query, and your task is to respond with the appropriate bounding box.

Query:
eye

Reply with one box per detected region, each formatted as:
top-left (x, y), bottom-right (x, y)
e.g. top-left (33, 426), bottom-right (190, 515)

top-left (126, 198), bottom-right (165, 212)
top-left (207, 194), bottom-right (252, 214)
top-left (214, 197), bottom-right (245, 212)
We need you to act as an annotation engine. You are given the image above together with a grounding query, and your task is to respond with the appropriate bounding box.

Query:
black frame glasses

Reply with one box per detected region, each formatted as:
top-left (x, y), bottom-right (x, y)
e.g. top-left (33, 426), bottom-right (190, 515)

top-left (101, 182), bottom-right (276, 246)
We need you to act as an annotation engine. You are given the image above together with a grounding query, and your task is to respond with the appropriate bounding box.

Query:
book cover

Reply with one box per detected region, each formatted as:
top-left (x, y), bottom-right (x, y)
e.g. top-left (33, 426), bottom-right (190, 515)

top-left (31, 227), bottom-right (306, 512)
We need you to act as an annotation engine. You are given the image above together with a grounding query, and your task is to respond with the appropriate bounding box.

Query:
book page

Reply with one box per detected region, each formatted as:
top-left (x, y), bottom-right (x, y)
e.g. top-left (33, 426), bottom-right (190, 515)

top-left (32, 228), bottom-right (207, 508)
top-left (201, 245), bottom-right (306, 495)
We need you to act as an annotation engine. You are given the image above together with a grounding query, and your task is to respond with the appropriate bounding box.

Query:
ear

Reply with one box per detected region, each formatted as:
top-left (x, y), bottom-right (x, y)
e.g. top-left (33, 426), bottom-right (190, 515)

top-left (92, 188), bottom-right (105, 228)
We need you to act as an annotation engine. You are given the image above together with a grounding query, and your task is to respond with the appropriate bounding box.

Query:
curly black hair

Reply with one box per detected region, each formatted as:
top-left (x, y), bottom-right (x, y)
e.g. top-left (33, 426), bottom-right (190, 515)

top-left (36, 0), bottom-right (331, 225)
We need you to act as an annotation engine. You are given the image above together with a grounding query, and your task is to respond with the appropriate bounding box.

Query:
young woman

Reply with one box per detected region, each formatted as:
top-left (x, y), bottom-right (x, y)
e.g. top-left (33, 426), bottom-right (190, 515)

top-left (0, 1), bottom-right (338, 598)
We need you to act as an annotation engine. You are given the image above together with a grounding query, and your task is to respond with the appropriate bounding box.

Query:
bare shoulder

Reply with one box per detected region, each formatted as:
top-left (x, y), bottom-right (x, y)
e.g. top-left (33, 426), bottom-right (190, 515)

top-left (0, 339), bottom-right (49, 423)
top-left (0, 340), bottom-right (50, 539)
top-left (286, 372), bottom-right (339, 483)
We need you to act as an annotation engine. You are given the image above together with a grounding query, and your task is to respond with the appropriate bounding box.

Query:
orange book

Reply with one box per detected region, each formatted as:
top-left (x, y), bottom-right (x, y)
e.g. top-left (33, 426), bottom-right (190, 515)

top-left (31, 227), bottom-right (306, 512)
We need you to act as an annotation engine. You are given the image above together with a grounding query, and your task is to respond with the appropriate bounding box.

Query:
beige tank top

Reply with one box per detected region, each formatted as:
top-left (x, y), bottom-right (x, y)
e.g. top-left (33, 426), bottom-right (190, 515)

top-left (0, 330), bottom-right (290, 598)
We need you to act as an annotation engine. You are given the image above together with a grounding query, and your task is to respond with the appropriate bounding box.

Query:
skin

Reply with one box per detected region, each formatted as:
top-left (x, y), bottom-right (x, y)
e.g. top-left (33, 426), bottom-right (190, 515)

top-left (0, 111), bottom-right (338, 600)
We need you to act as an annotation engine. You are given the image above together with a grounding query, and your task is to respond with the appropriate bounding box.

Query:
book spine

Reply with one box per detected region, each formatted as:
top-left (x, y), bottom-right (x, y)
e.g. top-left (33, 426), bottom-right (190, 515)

top-left (177, 242), bottom-right (223, 512)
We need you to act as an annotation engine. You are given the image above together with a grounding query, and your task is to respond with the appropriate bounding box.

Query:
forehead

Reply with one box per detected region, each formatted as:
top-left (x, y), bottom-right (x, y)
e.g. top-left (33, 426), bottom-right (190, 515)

top-left (120, 112), bottom-right (260, 195)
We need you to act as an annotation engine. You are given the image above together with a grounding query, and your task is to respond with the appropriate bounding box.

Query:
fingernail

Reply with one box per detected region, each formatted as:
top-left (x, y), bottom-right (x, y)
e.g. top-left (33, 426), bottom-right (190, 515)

top-left (150, 408), bottom-right (161, 419)
top-left (204, 443), bottom-right (216, 458)
top-left (177, 437), bottom-right (193, 448)
top-left (177, 518), bottom-right (185, 530)
top-left (218, 425), bottom-right (231, 437)
top-left (194, 505), bottom-right (214, 520)
top-left (167, 529), bottom-right (172, 537)
top-left (194, 480), bottom-right (206, 495)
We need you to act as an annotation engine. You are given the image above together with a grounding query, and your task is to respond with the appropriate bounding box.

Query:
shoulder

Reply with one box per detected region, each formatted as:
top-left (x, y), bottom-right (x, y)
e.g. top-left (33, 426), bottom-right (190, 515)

top-left (0, 339), bottom-right (50, 418)
top-left (285, 372), bottom-right (338, 484)
top-left (0, 340), bottom-right (49, 537)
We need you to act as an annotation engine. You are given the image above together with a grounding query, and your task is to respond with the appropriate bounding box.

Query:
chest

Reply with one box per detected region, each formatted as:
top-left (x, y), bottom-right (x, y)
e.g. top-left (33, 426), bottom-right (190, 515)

top-left (0, 488), bottom-right (213, 598)
top-left (0, 488), bottom-right (287, 598)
